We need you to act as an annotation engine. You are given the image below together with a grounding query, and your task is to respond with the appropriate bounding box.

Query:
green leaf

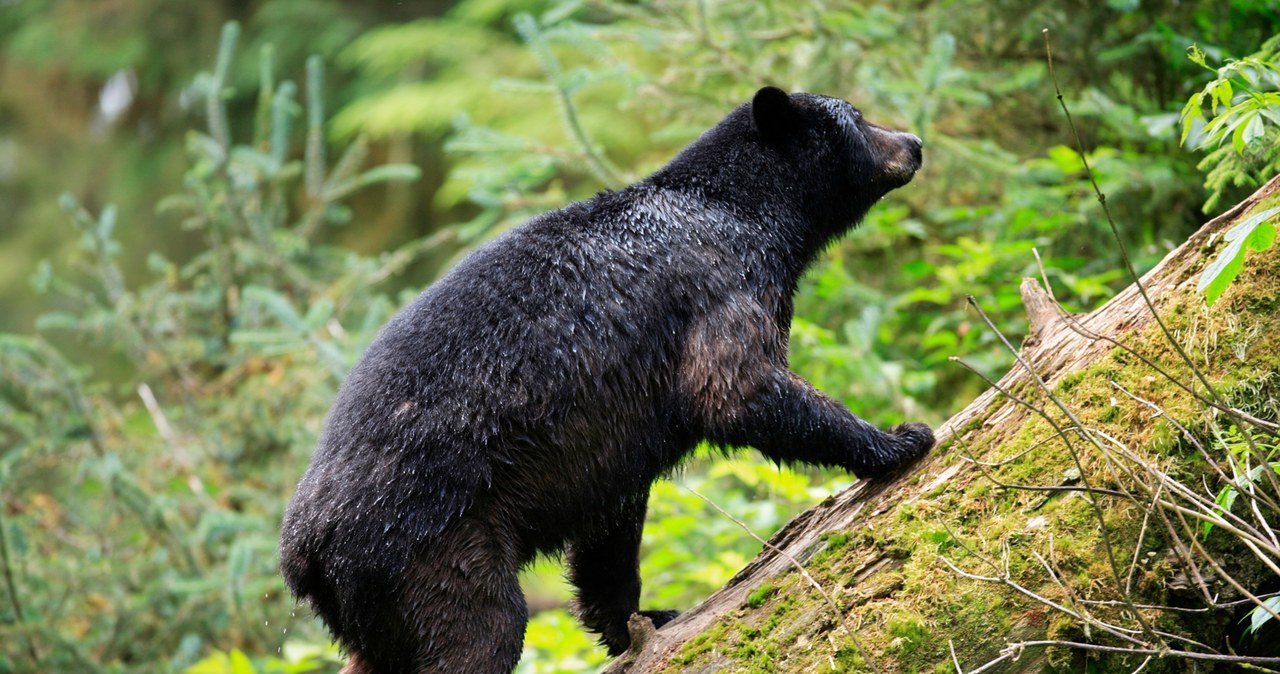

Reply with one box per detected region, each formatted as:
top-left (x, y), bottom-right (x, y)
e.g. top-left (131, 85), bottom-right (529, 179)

top-left (492, 77), bottom-right (557, 94)
top-left (1187, 44), bottom-right (1209, 68)
top-left (228, 330), bottom-right (298, 345)
top-left (34, 312), bottom-right (81, 332)
top-left (352, 164), bottom-right (422, 187)
top-left (1197, 236), bottom-right (1246, 306)
top-left (1246, 596), bottom-right (1280, 635)
top-left (185, 654), bottom-right (231, 674)
top-left (97, 204), bottom-right (118, 241)
top-left (1212, 79), bottom-right (1233, 114)
top-left (302, 297), bottom-right (335, 331)
top-left (1230, 112), bottom-right (1252, 153)
top-left (323, 164), bottom-right (421, 202)
top-left (228, 650), bottom-right (256, 674)
top-left (1198, 206), bottom-right (1280, 305)
top-left (1241, 112), bottom-right (1265, 148)
top-left (1250, 220), bottom-right (1276, 252)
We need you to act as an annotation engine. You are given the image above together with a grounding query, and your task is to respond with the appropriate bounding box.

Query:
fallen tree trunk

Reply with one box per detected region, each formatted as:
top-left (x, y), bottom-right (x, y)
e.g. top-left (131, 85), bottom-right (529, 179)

top-left (607, 175), bottom-right (1280, 673)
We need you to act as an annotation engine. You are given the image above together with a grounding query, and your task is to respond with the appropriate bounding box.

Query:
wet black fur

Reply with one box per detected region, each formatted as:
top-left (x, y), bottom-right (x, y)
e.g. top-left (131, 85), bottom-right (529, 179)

top-left (280, 87), bottom-right (933, 674)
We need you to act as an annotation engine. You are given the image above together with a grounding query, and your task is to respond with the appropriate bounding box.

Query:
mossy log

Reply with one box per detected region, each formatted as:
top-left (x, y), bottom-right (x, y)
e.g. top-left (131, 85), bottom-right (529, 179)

top-left (607, 175), bottom-right (1280, 674)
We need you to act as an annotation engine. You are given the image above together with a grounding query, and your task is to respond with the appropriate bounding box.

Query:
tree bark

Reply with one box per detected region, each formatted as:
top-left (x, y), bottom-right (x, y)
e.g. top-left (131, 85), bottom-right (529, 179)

top-left (607, 175), bottom-right (1280, 674)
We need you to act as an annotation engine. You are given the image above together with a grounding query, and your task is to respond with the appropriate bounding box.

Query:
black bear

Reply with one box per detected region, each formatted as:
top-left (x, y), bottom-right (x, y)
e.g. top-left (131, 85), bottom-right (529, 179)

top-left (280, 86), bottom-right (932, 674)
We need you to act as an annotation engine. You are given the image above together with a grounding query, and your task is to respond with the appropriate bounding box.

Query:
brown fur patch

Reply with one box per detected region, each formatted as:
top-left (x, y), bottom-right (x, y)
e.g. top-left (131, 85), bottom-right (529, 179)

top-left (678, 298), bottom-right (781, 428)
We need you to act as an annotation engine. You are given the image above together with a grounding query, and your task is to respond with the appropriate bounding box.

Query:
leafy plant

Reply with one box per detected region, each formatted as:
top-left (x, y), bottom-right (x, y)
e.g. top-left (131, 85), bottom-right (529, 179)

top-left (1180, 36), bottom-right (1280, 213)
top-left (0, 21), bottom-right (424, 672)
top-left (1200, 425), bottom-right (1280, 636)
top-left (1180, 42), bottom-right (1280, 153)
top-left (1196, 205), bottom-right (1279, 305)
top-left (1178, 37), bottom-right (1280, 305)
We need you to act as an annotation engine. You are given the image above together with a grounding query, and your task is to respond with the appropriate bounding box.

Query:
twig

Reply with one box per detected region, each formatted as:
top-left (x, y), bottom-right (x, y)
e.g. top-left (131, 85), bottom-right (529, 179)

top-left (992, 639), bottom-right (1280, 668)
top-left (1125, 479), bottom-right (1162, 594)
top-left (0, 504), bottom-right (40, 665)
top-left (137, 383), bottom-right (211, 502)
top-left (937, 554), bottom-right (1147, 648)
top-left (1110, 382), bottom-right (1279, 513)
top-left (1079, 592), bottom-right (1280, 612)
top-left (1042, 28), bottom-right (1280, 497)
top-left (998, 483), bottom-right (1128, 499)
top-left (1088, 431), bottom-right (1280, 559)
top-left (1055, 309), bottom-right (1278, 433)
top-left (963, 297), bottom-right (1161, 639)
top-left (958, 432), bottom-right (1065, 467)
top-left (1032, 248), bottom-right (1057, 304)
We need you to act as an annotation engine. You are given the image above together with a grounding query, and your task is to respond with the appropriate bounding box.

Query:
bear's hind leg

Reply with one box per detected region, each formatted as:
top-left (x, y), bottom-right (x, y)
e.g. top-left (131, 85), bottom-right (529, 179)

top-left (567, 490), bottom-right (677, 656)
top-left (357, 520), bottom-right (528, 674)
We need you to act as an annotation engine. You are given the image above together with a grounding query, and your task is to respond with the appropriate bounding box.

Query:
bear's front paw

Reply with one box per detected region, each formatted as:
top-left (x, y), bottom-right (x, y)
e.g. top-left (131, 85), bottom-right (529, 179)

top-left (889, 422), bottom-right (935, 464)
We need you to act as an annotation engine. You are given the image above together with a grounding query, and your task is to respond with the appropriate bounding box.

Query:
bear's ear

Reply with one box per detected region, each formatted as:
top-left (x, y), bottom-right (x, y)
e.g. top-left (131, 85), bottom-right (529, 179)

top-left (751, 86), bottom-right (800, 140)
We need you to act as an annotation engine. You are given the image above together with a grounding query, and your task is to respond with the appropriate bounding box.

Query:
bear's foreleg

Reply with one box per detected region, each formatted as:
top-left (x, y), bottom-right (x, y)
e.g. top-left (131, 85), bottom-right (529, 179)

top-left (719, 370), bottom-right (934, 478)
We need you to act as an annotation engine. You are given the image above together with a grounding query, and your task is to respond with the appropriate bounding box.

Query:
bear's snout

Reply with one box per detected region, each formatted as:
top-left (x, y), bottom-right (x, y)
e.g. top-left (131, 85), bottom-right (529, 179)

top-left (868, 126), bottom-right (923, 187)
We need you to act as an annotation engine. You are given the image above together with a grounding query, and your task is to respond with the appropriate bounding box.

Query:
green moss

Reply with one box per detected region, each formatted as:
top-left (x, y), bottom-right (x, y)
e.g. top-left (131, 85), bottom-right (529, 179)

top-left (1056, 370), bottom-right (1087, 394)
top-left (669, 622), bottom-right (725, 666)
top-left (886, 615), bottom-right (930, 657)
top-left (726, 621), bottom-right (780, 670)
top-left (824, 531), bottom-right (851, 551)
top-left (746, 583), bottom-right (777, 609)
top-left (919, 527), bottom-right (955, 552)
top-left (832, 647), bottom-right (865, 671)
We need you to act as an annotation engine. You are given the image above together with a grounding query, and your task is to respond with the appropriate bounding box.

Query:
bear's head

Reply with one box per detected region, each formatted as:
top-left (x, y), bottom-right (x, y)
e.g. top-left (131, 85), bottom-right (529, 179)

top-left (655, 87), bottom-right (922, 251)
top-left (749, 86), bottom-right (923, 237)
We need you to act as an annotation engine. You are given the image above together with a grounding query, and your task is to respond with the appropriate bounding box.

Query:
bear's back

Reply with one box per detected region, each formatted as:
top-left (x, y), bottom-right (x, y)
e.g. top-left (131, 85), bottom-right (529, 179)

top-left (289, 185), bottom-right (750, 558)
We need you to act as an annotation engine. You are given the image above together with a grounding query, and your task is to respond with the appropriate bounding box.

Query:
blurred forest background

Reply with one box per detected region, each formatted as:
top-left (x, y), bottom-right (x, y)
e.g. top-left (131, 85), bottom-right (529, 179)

top-left (1, 0), bottom-right (1278, 672)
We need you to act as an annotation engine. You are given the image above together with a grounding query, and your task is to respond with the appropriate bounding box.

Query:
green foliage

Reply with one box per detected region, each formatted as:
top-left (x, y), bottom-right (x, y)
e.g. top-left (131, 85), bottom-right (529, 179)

top-left (642, 459), bottom-right (855, 607)
top-left (1180, 36), bottom-right (1280, 212)
top-left (1201, 420), bottom-right (1279, 645)
top-left (0, 24), bottom-right (423, 672)
top-left (333, 0), bottom-right (1273, 421)
top-left (185, 642), bottom-right (342, 674)
top-left (1181, 40), bottom-right (1280, 152)
top-left (514, 610), bottom-right (609, 674)
top-left (1248, 596), bottom-right (1280, 637)
top-left (4, 1), bottom-right (1280, 672)
top-left (746, 583), bottom-right (778, 609)
top-left (1179, 37), bottom-right (1280, 305)
top-left (1202, 426), bottom-right (1278, 540)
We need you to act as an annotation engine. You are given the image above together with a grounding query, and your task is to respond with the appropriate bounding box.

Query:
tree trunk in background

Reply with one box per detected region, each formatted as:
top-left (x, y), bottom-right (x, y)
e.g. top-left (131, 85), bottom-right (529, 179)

top-left (607, 175), bottom-right (1280, 674)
